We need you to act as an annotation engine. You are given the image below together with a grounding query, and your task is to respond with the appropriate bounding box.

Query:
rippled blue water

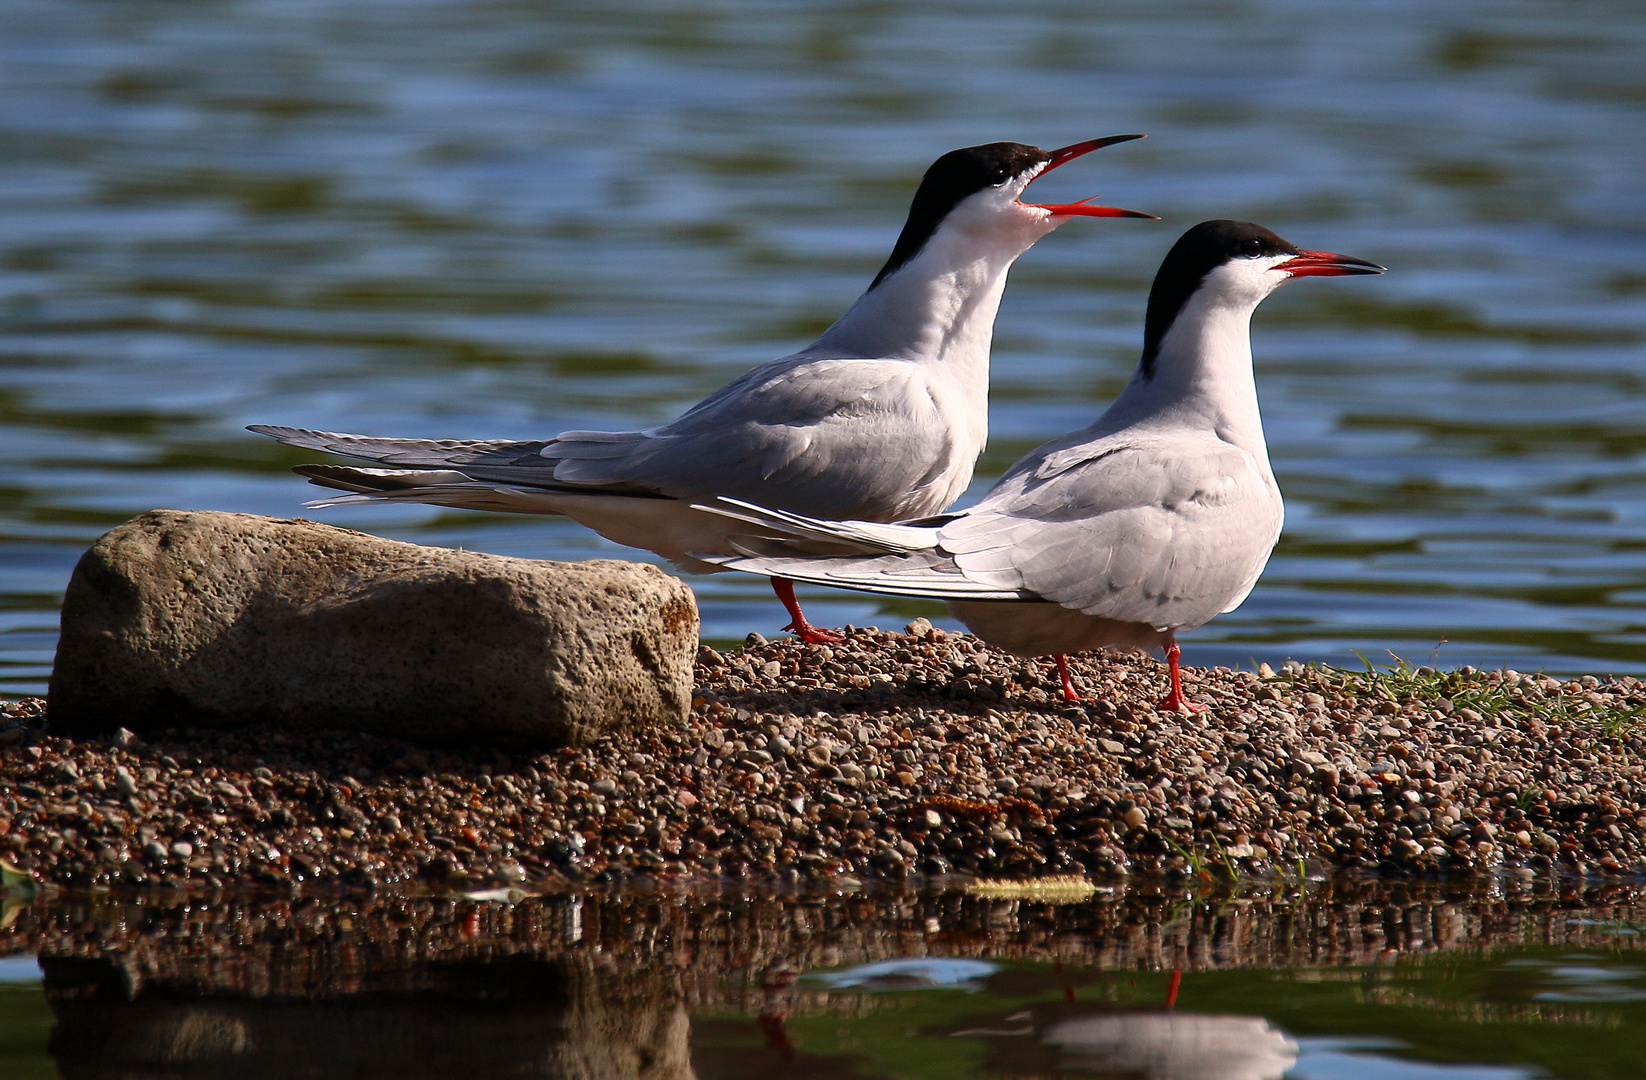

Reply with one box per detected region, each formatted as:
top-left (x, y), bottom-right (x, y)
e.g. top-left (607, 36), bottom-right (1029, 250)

top-left (2, 0), bottom-right (1645, 694)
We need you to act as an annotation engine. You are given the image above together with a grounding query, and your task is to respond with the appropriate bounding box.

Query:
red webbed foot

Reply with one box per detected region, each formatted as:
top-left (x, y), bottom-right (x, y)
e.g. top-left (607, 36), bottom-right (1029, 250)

top-left (784, 621), bottom-right (846, 645)
top-left (772, 577), bottom-right (846, 646)
top-left (1157, 636), bottom-right (1209, 712)
top-left (1055, 655), bottom-right (1098, 703)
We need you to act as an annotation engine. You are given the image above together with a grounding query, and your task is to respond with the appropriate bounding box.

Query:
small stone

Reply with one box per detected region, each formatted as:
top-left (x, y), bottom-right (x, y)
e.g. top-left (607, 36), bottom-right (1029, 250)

top-left (113, 767), bottom-right (138, 797)
top-left (904, 617), bottom-right (934, 638)
top-left (111, 728), bottom-right (137, 749)
top-left (57, 760), bottom-right (80, 782)
top-left (760, 661), bottom-right (782, 680)
top-left (1098, 738), bottom-right (1126, 755)
top-left (171, 841), bottom-right (193, 858)
top-left (592, 778), bottom-right (618, 795)
top-left (744, 632), bottom-right (767, 648)
top-left (1123, 806), bottom-right (1147, 829)
top-left (1257, 663), bottom-right (1276, 678)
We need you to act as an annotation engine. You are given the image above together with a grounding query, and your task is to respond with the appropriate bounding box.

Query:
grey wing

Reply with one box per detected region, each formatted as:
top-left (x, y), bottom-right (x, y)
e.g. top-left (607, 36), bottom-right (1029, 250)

top-left (250, 426), bottom-right (552, 469)
top-left (938, 435), bottom-right (1284, 629)
top-left (249, 426), bottom-right (639, 495)
top-left (254, 357), bottom-right (957, 517)
top-left (545, 357), bottom-right (959, 516)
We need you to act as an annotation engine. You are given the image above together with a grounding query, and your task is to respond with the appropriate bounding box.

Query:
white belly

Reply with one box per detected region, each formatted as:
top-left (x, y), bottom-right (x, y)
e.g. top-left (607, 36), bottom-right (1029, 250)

top-left (947, 600), bottom-right (1170, 658)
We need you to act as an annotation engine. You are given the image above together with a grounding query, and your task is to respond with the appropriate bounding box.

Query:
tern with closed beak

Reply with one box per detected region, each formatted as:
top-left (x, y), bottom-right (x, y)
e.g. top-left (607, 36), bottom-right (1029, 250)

top-left (696, 220), bottom-right (1384, 709)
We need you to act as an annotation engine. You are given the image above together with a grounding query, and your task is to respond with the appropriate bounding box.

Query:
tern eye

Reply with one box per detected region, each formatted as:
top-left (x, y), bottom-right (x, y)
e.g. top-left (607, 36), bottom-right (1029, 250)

top-left (1242, 238), bottom-right (1265, 255)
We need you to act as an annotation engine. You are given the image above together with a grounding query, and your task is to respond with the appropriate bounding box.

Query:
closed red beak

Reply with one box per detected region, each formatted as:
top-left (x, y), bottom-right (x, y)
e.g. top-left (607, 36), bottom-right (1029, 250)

top-left (1275, 249), bottom-right (1386, 277)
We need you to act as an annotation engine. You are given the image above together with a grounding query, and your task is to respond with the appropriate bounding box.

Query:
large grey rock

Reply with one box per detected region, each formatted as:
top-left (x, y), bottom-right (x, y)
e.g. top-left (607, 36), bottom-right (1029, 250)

top-left (48, 510), bottom-right (698, 747)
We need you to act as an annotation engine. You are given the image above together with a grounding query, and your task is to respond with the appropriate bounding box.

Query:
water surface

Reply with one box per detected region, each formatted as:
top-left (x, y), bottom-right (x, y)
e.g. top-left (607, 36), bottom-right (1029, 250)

top-left (2, 0), bottom-right (1646, 694)
top-left (2, 880), bottom-right (1644, 1079)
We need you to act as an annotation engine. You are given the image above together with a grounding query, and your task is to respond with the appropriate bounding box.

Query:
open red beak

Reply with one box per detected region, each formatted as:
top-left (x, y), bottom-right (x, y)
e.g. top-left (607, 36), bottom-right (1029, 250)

top-left (1021, 134), bottom-right (1157, 219)
top-left (1274, 249), bottom-right (1386, 277)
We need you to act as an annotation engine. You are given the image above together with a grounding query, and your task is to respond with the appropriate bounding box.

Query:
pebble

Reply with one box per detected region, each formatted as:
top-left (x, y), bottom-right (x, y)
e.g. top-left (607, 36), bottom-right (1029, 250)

top-left (2, 633), bottom-right (1645, 890)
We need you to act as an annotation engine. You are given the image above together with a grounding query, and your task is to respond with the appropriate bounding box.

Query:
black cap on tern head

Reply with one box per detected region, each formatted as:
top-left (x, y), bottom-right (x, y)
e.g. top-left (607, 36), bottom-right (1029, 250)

top-left (869, 136), bottom-right (1151, 290)
top-left (869, 143), bottom-right (1052, 290)
top-left (1139, 220), bottom-right (1384, 378)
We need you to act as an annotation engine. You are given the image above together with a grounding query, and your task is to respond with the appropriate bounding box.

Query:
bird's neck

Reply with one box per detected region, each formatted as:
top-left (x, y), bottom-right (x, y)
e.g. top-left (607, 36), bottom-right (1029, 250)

top-left (804, 214), bottom-right (1056, 375)
top-left (1105, 291), bottom-right (1270, 459)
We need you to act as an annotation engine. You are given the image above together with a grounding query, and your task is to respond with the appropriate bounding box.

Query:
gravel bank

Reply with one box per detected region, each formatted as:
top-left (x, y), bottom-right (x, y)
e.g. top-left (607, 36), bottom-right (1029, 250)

top-left (3, 622), bottom-right (1645, 890)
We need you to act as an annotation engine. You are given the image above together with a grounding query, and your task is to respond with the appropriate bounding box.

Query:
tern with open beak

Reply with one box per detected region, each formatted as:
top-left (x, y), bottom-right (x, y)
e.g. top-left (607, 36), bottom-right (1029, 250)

top-left (252, 137), bottom-right (1153, 644)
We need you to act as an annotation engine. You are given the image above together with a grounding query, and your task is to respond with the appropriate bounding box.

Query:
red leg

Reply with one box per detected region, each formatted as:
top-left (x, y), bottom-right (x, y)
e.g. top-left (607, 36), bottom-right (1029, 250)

top-left (772, 578), bottom-right (845, 645)
top-left (1165, 969), bottom-right (1181, 1009)
top-left (1156, 636), bottom-right (1208, 713)
top-left (1056, 655), bottom-right (1094, 703)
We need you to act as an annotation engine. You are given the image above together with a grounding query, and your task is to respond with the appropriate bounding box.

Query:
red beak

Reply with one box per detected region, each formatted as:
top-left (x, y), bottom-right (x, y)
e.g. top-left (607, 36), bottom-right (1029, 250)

top-left (1274, 249), bottom-right (1386, 277)
top-left (1021, 134), bottom-right (1157, 220)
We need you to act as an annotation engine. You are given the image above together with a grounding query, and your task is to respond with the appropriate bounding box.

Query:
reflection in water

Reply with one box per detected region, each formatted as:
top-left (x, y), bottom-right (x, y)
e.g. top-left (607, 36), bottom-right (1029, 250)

top-left (42, 955), bottom-right (694, 1080)
top-left (948, 993), bottom-right (1295, 1080)
top-left (811, 958), bottom-right (998, 991)
top-left (0, 881), bottom-right (1642, 1078)
top-left (1042, 1013), bottom-right (1296, 1080)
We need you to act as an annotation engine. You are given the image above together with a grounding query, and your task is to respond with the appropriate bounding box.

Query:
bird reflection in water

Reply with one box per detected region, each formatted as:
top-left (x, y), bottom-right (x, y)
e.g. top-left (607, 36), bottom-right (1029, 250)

top-left (742, 959), bottom-right (1291, 1080)
top-left (949, 998), bottom-right (1296, 1080)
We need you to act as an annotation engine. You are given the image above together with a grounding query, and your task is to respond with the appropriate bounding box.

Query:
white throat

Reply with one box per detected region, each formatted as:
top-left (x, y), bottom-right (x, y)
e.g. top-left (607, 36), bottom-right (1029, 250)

top-left (1100, 256), bottom-right (1291, 459)
top-left (803, 185), bottom-right (1062, 371)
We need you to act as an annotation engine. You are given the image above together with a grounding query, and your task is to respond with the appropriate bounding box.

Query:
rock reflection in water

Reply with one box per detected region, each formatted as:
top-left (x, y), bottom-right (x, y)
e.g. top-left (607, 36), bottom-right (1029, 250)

top-left (41, 954), bottom-right (693, 1080)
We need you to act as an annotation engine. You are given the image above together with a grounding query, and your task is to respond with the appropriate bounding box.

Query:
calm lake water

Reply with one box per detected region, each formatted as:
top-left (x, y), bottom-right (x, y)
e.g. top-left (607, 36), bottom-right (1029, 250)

top-left (2, 881), bottom-right (1645, 1080)
top-left (2, 0), bottom-right (1646, 695)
